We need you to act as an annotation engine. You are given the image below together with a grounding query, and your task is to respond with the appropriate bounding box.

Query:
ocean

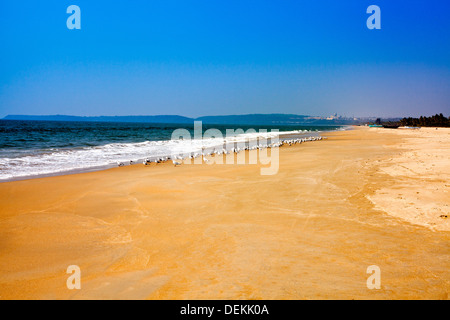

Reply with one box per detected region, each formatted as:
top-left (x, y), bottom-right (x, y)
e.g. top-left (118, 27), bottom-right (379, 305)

top-left (0, 120), bottom-right (343, 181)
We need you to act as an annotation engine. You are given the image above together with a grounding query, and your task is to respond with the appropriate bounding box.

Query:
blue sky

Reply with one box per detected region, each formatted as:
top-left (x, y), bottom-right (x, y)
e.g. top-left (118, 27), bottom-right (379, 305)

top-left (0, 0), bottom-right (449, 118)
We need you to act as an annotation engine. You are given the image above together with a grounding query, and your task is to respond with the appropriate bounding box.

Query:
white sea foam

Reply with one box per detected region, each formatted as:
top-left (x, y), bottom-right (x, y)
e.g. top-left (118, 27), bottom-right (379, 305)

top-left (0, 129), bottom-right (317, 181)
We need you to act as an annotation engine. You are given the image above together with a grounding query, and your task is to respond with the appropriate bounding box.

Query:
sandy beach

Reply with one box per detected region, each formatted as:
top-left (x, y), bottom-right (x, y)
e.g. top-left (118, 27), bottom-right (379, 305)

top-left (0, 126), bottom-right (448, 300)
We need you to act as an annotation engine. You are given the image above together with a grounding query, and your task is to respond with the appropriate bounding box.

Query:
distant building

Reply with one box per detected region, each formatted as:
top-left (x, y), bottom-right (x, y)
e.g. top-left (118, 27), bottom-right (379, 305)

top-left (326, 113), bottom-right (339, 120)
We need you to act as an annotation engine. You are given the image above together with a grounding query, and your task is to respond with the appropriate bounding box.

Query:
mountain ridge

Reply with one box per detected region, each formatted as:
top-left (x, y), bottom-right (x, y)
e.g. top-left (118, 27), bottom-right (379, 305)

top-left (2, 114), bottom-right (364, 125)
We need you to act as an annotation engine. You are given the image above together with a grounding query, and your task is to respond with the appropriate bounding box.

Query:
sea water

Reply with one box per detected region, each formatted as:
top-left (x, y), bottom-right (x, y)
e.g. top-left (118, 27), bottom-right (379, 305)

top-left (0, 120), bottom-right (343, 181)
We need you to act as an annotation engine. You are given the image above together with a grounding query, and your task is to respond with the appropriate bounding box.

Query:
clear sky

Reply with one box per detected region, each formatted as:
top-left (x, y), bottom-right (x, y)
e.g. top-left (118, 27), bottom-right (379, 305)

top-left (0, 0), bottom-right (449, 118)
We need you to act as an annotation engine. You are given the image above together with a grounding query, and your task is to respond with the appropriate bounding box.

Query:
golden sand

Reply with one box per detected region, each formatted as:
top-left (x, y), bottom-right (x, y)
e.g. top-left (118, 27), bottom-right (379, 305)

top-left (0, 127), bottom-right (448, 300)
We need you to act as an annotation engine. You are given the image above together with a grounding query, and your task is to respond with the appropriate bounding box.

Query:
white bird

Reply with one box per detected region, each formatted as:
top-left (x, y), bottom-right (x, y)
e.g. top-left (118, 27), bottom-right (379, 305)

top-left (117, 162), bottom-right (124, 167)
top-left (173, 160), bottom-right (182, 167)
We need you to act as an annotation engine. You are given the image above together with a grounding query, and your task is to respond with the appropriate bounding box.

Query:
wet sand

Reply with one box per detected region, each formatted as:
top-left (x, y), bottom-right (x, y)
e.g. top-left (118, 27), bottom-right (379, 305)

top-left (0, 126), bottom-right (448, 299)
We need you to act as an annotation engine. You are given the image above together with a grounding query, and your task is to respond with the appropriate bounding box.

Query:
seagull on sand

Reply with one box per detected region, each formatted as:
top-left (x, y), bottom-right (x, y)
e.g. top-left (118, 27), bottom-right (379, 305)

top-left (173, 160), bottom-right (182, 167)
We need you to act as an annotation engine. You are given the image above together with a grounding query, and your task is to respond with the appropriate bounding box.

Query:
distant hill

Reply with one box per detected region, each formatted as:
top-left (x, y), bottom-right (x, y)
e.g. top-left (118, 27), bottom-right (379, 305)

top-left (196, 114), bottom-right (311, 125)
top-left (2, 115), bottom-right (194, 124)
top-left (2, 114), bottom-right (364, 125)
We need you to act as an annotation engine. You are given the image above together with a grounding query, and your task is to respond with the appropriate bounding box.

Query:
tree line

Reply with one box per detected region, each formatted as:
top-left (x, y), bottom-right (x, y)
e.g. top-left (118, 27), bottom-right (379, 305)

top-left (390, 113), bottom-right (450, 127)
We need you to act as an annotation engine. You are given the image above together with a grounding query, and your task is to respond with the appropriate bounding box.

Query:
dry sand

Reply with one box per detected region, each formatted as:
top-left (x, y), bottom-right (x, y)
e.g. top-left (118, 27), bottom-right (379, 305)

top-left (0, 126), bottom-right (448, 300)
top-left (367, 127), bottom-right (450, 232)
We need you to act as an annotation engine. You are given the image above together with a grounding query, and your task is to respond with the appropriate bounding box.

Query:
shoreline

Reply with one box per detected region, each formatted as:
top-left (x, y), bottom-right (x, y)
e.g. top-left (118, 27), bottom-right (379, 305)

top-left (0, 126), bottom-right (448, 299)
top-left (0, 128), bottom-right (342, 183)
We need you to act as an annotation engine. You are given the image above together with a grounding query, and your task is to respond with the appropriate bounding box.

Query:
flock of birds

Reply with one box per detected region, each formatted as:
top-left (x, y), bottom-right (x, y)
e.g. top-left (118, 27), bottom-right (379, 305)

top-left (117, 136), bottom-right (324, 167)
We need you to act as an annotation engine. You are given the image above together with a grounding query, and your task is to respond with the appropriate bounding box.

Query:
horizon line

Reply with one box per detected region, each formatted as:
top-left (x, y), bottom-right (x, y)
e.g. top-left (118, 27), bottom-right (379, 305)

top-left (2, 113), bottom-right (429, 120)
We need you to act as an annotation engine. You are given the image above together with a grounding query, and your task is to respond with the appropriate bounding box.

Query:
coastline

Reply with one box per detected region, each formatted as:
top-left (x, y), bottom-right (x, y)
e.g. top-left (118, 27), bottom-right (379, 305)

top-left (0, 126), bottom-right (448, 299)
top-left (0, 126), bottom-right (342, 183)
